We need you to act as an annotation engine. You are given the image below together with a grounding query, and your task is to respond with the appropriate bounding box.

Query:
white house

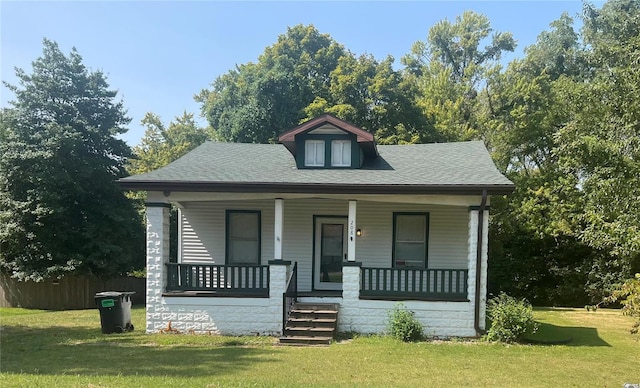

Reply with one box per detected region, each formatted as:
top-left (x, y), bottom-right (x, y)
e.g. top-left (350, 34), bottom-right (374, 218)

top-left (120, 114), bottom-right (514, 344)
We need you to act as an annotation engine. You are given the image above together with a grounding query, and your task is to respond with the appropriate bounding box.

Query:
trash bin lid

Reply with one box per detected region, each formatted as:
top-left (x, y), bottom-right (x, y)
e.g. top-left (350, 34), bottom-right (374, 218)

top-left (95, 291), bottom-right (124, 298)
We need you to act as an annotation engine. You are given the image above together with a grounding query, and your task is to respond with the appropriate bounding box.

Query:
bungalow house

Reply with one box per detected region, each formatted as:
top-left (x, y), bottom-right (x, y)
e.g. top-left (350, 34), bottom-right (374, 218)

top-left (119, 114), bottom-right (514, 344)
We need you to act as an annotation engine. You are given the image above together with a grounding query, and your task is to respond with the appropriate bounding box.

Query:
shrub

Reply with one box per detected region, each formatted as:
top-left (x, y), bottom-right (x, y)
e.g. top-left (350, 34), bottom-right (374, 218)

top-left (386, 303), bottom-right (424, 342)
top-left (606, 273), bottom-right (640, 335)
top-left (486, 293), bottom-right (538, 343)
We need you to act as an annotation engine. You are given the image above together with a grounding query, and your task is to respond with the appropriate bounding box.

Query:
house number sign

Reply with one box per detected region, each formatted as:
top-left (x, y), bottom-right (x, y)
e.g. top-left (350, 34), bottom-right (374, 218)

top-left (349, 219), bottom-right (355, 241)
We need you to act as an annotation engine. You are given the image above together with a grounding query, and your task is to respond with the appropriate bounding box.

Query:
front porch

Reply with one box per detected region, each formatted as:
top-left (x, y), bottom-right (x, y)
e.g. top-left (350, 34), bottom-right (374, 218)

top-left (144, 195), bottom-right (489, 337)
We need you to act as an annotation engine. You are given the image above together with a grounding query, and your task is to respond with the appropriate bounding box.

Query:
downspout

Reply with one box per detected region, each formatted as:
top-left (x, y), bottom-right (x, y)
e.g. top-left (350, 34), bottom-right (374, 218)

top-left (474, 189), bottom-right (487, 336)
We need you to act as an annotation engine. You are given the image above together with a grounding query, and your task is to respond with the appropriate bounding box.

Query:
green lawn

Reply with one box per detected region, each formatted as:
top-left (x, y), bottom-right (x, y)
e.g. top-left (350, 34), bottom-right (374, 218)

top-left (0, 306), bottom-right (638, 387)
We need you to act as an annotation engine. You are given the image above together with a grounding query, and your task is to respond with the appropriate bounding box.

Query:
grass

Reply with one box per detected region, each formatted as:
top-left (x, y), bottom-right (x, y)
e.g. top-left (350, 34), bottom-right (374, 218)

top-left (1, 306), bottom-right (639, 387)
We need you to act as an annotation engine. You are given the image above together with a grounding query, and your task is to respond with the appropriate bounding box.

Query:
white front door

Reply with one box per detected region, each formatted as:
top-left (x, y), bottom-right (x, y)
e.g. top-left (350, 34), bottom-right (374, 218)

top-left (314, 217), bottom-right (347, 290)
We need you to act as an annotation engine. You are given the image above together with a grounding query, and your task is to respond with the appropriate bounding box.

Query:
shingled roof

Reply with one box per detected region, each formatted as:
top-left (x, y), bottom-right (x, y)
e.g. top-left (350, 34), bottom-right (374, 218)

top-left (119, 141), bottom-right (514, 195)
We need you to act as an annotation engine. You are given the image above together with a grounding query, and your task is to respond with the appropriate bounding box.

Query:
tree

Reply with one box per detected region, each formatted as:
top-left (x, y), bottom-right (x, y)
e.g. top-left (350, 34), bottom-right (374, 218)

top-left (303, 54), bottom-right (437, 144)
top-left (554, 0), bottom-right (640, 290)
top-left (486, 2), bottom-right (640, 304)
top-left (403, 11), bottom-right (516, 141)
top-left (607, 273), bottom-right (640, 335)
top-left (484, 13), bottom-right (596, 305)
top-left (128, 111), bottom-right (212, 175)
top-left (197, 25), bottom-right (347, 143)
top-left (0, 39), bottom-right (144, 281)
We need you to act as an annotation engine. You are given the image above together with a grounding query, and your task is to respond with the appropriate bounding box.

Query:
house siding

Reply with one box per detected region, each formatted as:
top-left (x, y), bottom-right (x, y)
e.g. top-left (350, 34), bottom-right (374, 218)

top-left (179, 199), bottom-right (469, 292)
top-left (180, 200), bottom-right (275, 265)
top-left (355, 201), bottom-right (468, 269)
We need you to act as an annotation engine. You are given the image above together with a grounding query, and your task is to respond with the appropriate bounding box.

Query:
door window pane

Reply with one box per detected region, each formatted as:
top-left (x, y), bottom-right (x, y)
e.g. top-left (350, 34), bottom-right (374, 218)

top-left (320, 223), bottom-right (343, 283)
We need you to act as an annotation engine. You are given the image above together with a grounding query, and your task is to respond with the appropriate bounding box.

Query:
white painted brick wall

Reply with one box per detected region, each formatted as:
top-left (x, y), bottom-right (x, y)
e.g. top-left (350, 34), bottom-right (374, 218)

top-left (465, 209), bottom-right (488, 332)
top-left (145, 205), bottom-right (170, 333)
top-left (467, 210), bottom-right (478, 328)
top-left (145, 260), bottom-right (289, 335)
top-left (339, 298), bottom-right (475, 337)
top-left (338, 264), bottom-right (475, 337)
top-left (479, 210), bottom-right (489, 330)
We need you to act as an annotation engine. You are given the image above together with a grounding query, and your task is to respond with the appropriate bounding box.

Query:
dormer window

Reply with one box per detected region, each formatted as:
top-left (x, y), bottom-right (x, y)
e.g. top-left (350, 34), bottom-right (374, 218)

top-left (305, 140), bottom-right (325, 167)
top-left (331, 140), bottom-right (351, 167)
top-left (279, 114), bottom-right (379, 169)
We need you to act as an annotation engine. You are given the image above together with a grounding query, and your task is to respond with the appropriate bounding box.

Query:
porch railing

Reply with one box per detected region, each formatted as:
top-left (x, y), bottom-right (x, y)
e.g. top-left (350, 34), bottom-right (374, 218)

top-left (282, 262), bottom-right (298, 334)
top-left (166, 263), bottom-right (269, 296)
top-left (360, 267), bottom-right (468, 301)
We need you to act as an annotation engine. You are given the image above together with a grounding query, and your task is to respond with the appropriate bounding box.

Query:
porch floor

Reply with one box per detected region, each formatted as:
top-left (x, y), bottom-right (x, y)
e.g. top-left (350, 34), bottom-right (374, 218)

top-left (162, 291), bottom-right (269, 298)
top-left (296, 290), bottom-right (342, 297)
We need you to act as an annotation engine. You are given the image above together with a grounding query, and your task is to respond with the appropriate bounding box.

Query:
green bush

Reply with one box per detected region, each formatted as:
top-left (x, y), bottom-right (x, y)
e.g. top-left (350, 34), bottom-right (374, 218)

top-left (386, 303), bottom-right (424, 342)
top-left (486, 293), bottom-right (538, 343)
top-left (607, 273), bottom-right (640, 335)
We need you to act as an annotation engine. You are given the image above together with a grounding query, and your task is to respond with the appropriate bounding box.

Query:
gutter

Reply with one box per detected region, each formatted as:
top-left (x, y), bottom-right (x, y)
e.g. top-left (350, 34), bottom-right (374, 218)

top-left (117, 180), bottom-right (515, 196)
top-left (474, 189), bottom-right (487, 337)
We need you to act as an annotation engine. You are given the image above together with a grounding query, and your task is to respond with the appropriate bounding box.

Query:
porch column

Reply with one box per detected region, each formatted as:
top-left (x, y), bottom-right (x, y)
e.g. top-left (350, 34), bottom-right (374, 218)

top-left (145, 201), bottom-right (170, 333)
top-left (274, 198), bottom-right (284, 261)
top-left (467, 206), bottom-right (489, 331)
top-left (347, 200), bottom-right (357, 261)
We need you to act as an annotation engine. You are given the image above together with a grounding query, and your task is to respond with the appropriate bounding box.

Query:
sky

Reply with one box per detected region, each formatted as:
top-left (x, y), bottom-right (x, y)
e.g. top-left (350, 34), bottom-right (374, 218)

top-left (1, 1), bottom-right (592, 147)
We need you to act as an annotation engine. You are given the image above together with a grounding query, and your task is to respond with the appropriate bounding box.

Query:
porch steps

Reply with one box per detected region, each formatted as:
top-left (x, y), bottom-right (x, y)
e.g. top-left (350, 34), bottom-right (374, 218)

top-left (279, 303), bottom-right (338, 346)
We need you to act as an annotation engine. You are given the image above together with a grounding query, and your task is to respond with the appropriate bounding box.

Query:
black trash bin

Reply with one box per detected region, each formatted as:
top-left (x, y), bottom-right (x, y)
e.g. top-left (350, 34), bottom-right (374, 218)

top-left (95, 291), bottom-right (135, 334)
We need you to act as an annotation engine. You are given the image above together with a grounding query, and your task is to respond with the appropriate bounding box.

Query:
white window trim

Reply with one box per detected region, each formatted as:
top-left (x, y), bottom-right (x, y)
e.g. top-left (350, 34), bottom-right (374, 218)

top-left (305, 140), bottom-right (325, 167)
top-left (227, 210), bottom-right (261, 265)
top-left (331, 140), bottom-right (351, 167)
top-left (393, 213), bottom-right (429, 269)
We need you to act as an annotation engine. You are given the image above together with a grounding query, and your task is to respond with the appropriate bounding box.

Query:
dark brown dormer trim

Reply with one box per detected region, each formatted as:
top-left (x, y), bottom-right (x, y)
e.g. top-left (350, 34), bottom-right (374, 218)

top-left (278, 114), bottom-right (378, 160)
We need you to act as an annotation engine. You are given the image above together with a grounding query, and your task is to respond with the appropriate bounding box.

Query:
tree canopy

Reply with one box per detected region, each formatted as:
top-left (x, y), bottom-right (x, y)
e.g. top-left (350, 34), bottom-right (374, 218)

top-left (485, 1), bottom-right (640, 304)
top-left (128, 111), bottom-right (212, 176)
top-left (0, 39), bottom-right (144, 281)
top-left (197, 24), bottom-right (438, 144)
top-left (403, 10), bottom-right (516, 141)
top-left (197, 25), bottom-right (347, 144)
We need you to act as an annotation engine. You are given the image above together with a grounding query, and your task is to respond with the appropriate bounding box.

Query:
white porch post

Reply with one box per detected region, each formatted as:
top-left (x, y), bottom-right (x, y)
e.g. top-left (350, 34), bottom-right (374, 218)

top-left (344, 199), bottom-right (360, 333)
top-left (467, 207), bottom-right (489, 331)
top-left (145, 201), bottom-right (170, 333)
top-left (479, 208), bottom-right (489, 329)
top-left (347, 200), bottom-right (357, 261)
top-left (467, 209), bottom-right (479, 307)
top-left (274, 198), bottom-right (284, 261)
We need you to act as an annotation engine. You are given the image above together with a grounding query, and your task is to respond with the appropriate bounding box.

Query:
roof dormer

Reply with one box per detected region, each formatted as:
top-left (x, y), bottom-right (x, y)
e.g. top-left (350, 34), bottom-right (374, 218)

top-left (278, 114), bottom-right (378, 169)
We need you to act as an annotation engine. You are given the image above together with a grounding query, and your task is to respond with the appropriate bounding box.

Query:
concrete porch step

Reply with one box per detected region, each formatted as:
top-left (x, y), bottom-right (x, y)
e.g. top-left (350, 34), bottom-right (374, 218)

top-left (279, 302), bottom-right (339, 346)
top-left (284, 326), bottom-right (335, 337)
top-left (291, 309), bottom-right (337, 316)
top-left (293, 303), bottom-right (339, 311)
top-left (278, 335), bottom-right (333, 346)
top-left (288, 317), bottom-right (337, 327)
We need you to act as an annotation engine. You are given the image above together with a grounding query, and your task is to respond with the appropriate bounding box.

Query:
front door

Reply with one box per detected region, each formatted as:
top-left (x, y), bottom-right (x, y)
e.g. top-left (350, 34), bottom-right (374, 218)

top-left (314, 217), bottom-right (347, 290)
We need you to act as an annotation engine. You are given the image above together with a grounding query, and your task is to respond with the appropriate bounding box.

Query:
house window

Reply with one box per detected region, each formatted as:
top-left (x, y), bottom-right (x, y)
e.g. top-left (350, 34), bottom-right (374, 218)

top-left (226, 210), bottom-right (261, 265)
top-left (331, 140), bottom-right (351, 167)
top-left (305, 140), bottom-right (325, 166)
top-left (393, 213), bottom-right (429, 268)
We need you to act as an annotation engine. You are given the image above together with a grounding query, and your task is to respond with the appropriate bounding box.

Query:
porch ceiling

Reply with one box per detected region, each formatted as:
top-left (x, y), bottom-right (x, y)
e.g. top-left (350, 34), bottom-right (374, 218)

top-left (157, 192), bottom-right (490, 208)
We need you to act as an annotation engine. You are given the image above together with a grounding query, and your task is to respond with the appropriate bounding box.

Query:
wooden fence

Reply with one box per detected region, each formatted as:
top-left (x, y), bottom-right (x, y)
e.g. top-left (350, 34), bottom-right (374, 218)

top-left (0, 272), bottom-right (146, 310)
